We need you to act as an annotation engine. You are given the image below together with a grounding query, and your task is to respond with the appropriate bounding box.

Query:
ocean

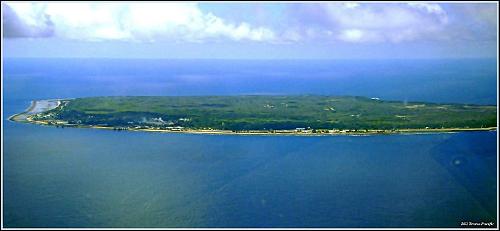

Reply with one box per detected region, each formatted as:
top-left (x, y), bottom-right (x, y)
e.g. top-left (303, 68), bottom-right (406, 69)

top-left (2, 58), bottom-right (498, 228)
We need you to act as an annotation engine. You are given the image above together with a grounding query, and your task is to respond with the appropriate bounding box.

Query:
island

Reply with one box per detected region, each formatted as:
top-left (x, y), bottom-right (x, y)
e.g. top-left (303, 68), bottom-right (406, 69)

top-left (9, 96), bottom-right (497, 135)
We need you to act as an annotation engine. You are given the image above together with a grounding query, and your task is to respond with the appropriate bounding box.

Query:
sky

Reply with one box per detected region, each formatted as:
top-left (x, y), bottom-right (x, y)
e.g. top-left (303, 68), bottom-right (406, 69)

top-left (1, 2), bottom-right (498, 59)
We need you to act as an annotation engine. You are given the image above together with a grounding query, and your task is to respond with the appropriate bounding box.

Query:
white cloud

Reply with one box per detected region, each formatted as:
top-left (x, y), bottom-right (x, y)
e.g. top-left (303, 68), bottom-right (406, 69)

top-left (408, 3), bottom-right (445, 16)
top-left (4, 2), bottom-right (495, 45)
top-left (285, 3), bottom-right (451, 43)
top-left (343, 2), bottom-right (360, 9)
top-left (3, 2), bottom-right (276, 42)
top-left (338, 29), bottom-right (363, 42)
top-left (327, 3), bottom-right (448, 43)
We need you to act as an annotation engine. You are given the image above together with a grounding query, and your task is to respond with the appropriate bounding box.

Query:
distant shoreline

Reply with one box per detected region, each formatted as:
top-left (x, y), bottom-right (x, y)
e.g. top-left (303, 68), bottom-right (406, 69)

top-left (9, 99), bottom-right (497, 136)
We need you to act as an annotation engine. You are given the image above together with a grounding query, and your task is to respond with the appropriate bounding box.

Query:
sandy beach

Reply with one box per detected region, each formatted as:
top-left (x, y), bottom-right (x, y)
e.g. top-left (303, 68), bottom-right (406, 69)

top-left (21, 122), bottom-right (498, 136)
top-left (8, 99), bottom-right (63, 122)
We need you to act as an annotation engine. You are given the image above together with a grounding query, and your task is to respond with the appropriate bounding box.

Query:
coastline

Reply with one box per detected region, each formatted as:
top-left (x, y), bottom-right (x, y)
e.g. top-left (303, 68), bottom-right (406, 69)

top-left (8, 99), bottom-right (68, 122)
top-left (15, 117), bottom-right (498, 136)
top-left (7, 100), bottom-right (36, 122)
top-left (9, 99), bottom-right (497, 136)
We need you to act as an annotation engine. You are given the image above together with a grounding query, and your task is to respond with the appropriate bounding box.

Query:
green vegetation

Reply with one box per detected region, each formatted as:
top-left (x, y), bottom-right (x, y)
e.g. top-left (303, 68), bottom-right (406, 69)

top-left (36, 95), bottom-right (496, 131)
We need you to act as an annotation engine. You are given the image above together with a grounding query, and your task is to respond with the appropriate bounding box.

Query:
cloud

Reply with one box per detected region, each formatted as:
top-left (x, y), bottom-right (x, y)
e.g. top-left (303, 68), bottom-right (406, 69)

top-left (284, 3), bottom-right (451, 43)
top-left (2, 2), bottom-right (497, 45)
top-left (2, 2), bottom-right (276, 42)
top-left (2, 3), bottom-right (54, 38)
top-left (445, 3), bottom-right (497, 42)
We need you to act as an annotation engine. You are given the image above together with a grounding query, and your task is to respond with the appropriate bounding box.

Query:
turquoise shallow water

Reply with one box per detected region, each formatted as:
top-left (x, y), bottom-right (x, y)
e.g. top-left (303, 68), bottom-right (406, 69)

top-left (2, 59), bottom-right (498, 228)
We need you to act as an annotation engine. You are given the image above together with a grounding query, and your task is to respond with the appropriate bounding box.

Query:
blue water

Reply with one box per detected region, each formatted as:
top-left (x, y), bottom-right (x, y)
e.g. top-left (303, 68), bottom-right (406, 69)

top-left (3, 58), bottom-right (497, 104)
top-left (2, 58), bottom-right (498, 228)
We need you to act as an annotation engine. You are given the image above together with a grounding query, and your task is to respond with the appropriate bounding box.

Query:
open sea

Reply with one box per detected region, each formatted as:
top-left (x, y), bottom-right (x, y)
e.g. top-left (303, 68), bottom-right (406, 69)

top-left (2, 58), bottom-right (498, 228)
